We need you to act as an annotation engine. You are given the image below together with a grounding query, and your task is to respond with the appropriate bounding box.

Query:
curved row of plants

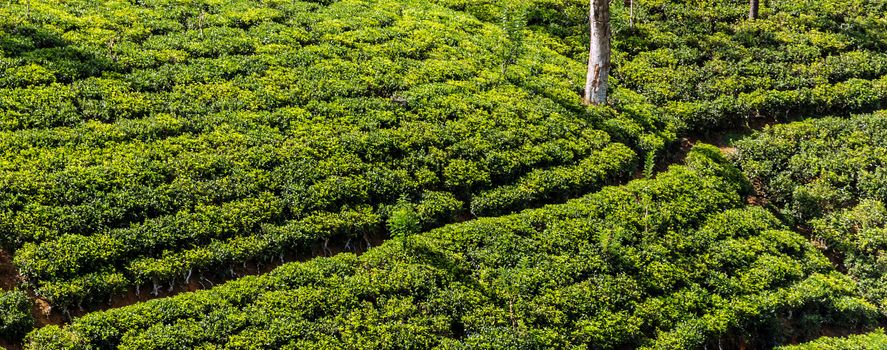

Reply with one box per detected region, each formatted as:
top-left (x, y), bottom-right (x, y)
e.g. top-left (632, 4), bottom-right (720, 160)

top-left (734, 111), bottom-right (887, 319)
top-left (24, 146), bottom-right (881, 349)
top-left (438, 0), bottom-right (887, 130)
top-left (0, 0), bottom-right (646, 311)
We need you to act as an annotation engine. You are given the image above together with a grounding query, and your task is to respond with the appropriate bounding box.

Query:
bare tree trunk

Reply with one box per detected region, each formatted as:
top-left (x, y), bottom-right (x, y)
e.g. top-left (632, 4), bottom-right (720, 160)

top-left (749, 0), bottom-right (759, 19)
top-left (584, 0), bottom-right (611, 105)
top-left (629, 0), bottom-right (634, 28)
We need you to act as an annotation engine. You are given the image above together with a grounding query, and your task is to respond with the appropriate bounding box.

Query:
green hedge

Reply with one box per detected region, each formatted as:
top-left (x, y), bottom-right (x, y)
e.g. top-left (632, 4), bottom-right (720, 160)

top-left (470, 143), bottom-right (637, 216)
top-left (24, 146), bottom-right (879, 349)
top-left (812, 201), bottom-right (887, 316)
top-left (0, 0), bottom-right (642, 308)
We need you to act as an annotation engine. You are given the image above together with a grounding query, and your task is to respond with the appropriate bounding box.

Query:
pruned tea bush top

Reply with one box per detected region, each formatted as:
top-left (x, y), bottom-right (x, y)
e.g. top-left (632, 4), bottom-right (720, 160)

top-left (735, 111), bottom-right (887, 318)
top-left (0, 0), bottom-right (644, 308)
top-left (24, 146), bottom-right (880, 349)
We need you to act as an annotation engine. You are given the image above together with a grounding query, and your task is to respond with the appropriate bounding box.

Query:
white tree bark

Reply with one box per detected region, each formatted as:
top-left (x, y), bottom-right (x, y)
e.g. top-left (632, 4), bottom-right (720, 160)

top-left (584, 0), bottom-right (611, 105)
top-left (629, 0), bottom-right (634, 28)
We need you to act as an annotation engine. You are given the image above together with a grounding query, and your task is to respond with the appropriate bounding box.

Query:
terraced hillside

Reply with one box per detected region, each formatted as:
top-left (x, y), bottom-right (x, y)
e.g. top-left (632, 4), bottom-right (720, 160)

top-left (0, 0), bottom-right (886, 348)
top-left (0, 0), bottom-right (645, 314)
top-left (27, 147), bottom-right (879, 349)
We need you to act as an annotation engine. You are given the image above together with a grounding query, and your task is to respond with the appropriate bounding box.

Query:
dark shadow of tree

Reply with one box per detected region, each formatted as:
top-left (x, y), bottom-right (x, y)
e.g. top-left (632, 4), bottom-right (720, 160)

top-left (1, 23), bottom-right (117, 83)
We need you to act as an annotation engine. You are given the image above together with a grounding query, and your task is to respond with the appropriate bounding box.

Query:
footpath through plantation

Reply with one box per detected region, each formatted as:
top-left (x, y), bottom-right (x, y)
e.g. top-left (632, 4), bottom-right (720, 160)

top-left (0, 0), bottom-right (885, 348)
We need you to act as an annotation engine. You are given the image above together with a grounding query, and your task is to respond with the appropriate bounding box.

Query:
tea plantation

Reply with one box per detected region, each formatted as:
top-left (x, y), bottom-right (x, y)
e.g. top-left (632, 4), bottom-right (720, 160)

top-left (26, 147), bottom-right (880, 348)
top-left (735, 112), bottom-right (887, 319)
top-left (1, 0), bottom-right (645, 311)
top-left (0, 0), bottom-right (886, 348)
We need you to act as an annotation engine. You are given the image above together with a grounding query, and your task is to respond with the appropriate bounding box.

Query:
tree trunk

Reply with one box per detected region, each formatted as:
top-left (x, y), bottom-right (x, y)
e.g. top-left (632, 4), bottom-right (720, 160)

top-left (584, 0), bottom-right (611, 105)
top-left (749, 0), bottom-right (759, 20)
top-left (629, 0), bottom-right (634, 28)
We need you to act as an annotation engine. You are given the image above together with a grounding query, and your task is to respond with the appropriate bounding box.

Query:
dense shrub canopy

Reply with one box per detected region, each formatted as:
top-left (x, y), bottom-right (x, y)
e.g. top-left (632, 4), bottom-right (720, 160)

top-left (0, 291), bottom-right (34, 340)
top-left (0, 0), bottom-right (886, 347)
top-left (613, 0), bottom-right (887, 130)
top-left (813, 201), bottom-right (887, 316)
top-left (0, 0), bottom-right (646, 308)
top-left (735, 112), bottom-right (887, 318)
top-left (734, 111), bottom-right (887, 222)
top-left (24, 146), bottom-right (879, 349)
top-left (439, 0), bottom-right (887, 130)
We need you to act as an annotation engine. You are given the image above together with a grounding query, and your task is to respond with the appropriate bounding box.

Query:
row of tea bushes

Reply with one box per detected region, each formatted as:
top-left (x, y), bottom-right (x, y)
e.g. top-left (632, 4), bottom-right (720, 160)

top-left (24, 146), bottom-right (880, 349)
top-left (0, 0), bottom-right (646, 310)
top-left (734, 111), bottom-right (887, 319)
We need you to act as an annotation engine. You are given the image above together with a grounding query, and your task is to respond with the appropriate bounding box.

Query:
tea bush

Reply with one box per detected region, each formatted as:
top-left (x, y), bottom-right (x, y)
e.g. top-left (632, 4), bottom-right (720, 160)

top-left (734, 111), bottom-right (887, 222)
top-left (0, 290), bottom-right (33, 341)
top-left (812, 201), bottom-right (887, 316)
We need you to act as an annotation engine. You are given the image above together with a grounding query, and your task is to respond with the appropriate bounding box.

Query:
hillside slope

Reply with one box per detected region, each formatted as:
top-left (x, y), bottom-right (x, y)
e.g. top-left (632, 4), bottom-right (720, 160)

top-left (1, 0), bottom-right (887, 347)
top-left (0, 0), bottom-right (650, 315)
top-left (26, 146), bottom-right (879, 349)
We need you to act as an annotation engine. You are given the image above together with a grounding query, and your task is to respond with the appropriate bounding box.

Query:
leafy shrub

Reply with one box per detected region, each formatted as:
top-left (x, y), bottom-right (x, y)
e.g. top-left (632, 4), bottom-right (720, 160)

top-left (734, 112), bottom-right (887, 222)
top-left (0, 290), bottom-right (34, 340)
top-left (387, 198), bottom-right (421, 241)
top-left (812, 201), bottom-right (887, 316)
top-left (0, 64), bottom-right (56, 88)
